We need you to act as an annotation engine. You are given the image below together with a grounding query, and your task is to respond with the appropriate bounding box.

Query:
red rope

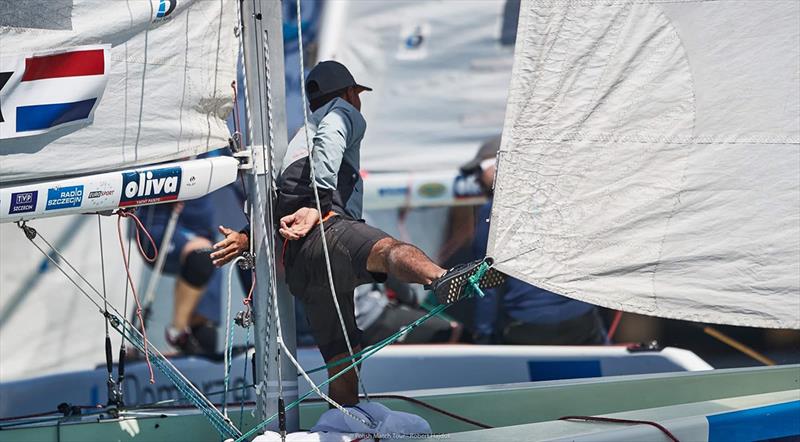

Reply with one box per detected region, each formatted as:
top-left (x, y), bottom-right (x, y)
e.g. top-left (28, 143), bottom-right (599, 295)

top-left (118, 210), bottom-right (158, 263)
top-left (243, 271), bottom-right (256, 306)
top-left (116, 211), bottom-right (156, 383)
top-left (559, 415), bottom-right (680, 442)
top-left (231, 81), bottom-right (241, 137)
top-left (607, 310), bottom-right (623, 342)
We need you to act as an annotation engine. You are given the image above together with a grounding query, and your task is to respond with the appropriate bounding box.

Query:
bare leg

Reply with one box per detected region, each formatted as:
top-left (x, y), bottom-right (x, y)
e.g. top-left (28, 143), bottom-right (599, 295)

top-left (366, 238), bottom-right (445, 285)
top-left (326, 348), bottom-right (360, 407)
top-left (172, 237), bottom-right (213, 330)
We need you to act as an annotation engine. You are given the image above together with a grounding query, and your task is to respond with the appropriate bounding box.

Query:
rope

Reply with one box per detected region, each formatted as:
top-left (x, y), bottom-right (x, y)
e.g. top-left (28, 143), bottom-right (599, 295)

top-left (108, 315), bottom-right (241, 439)
top-left (305, 303), bottom-right (450, 375)
top-left (465, 262), bottom-right (489, 299)
top-left (309, 395), bottom-right (493, 430)
top-left (97, 215), bottom-right (110, 341)
top-left (559, 415), bottom-right (680, 442)
top-left (293, 0), bottom-right (369, 403)
top-left (701, 325), bottom-right (775, 366)
top-left (607, 311), bottom-right (623, 342)
top-left (239, 327), bottom-right (252, 430)
top-left (118, 210), bottom-right (157, 264)
top-left (116, 212), bottom-right (156, 384)
top-left (223, 257), bottom-right (245, 417)
top-left (118, 216), bottom-right (132, 406)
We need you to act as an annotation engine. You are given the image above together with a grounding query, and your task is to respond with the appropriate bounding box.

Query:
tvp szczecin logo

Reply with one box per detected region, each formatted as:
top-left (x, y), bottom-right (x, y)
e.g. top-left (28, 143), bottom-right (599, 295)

top-left (120, 167), bottom-right (181, 207)
top-left (8, 191), bottom-right (37, 214)
top-left (46, 185), bottom-right (84, 210)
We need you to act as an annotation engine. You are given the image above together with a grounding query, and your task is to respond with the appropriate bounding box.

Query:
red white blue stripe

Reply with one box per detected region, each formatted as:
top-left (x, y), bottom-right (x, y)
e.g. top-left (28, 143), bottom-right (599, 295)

top-left (0, 46), bottom-right (109, 139)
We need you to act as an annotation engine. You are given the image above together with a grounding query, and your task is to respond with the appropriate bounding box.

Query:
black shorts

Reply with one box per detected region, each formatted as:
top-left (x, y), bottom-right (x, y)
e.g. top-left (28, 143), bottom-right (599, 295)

top-left (283, 216), bottom-right (390, 360)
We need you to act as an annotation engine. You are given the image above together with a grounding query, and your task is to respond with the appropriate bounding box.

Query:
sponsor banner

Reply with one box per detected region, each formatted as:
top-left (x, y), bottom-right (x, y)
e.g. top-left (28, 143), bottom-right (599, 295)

top-left (119, 167), bottom-right (182, 207)
top-left (185, 175), bottom-right (198, 188)
top-left (46, 185), bottom-right (84, 210)
top-left (87, 190), bottom-right (114, 199)
top-left (8, 191), bottom-right (37, 214)
top-left (378, 186), bottom-right (409, 197)
top-left (417, 182), bottom-right (446, 198)
top-left (0, 46), bottom-right (109, 139)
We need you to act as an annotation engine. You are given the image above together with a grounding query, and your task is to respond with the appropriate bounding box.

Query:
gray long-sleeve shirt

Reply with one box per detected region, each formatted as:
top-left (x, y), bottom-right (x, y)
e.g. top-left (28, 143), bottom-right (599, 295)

top-left (278, 97), bottom-right (367, 219)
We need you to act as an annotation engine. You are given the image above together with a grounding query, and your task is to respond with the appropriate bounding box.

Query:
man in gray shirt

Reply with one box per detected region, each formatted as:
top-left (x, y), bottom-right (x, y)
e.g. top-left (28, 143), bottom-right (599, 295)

top-left (212, 61), bottom-right (503, 406)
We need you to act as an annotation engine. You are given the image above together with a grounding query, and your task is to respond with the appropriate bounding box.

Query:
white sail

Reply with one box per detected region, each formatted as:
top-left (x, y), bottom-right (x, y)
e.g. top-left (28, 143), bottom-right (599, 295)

top-left (489, 1), bottom-right (800, 329)
top-left (0, 0), bottom-right (237, 183)
top-left (318, 0), bottom-right (516, 208)
top-left (0, 215), bottom-right (140, 381)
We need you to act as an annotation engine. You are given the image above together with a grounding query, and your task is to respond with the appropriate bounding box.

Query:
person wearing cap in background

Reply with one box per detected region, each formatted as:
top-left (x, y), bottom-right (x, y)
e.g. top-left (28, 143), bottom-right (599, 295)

top-left (464, 135), bottom-right (607, 346)
top-left (211, 61), bottom-right (504, 407)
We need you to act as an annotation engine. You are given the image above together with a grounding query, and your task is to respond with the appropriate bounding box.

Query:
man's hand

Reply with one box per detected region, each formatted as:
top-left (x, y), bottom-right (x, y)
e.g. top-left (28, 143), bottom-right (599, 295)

top-left (211, 226), bottom-right (250, 267)
top-left (279, 207), bottom-right (321, 240)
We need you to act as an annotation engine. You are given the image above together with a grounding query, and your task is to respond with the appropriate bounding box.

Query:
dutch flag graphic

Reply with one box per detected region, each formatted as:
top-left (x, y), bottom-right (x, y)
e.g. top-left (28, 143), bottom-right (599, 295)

top-left (0, 45), bottom-right (110, 139)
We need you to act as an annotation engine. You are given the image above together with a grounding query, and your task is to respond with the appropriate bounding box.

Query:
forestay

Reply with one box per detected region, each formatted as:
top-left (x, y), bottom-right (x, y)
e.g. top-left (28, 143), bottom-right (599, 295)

top-left (489, 1), bottom-right (800, 328)
top-left (0, 0), bottom-right (236, 183)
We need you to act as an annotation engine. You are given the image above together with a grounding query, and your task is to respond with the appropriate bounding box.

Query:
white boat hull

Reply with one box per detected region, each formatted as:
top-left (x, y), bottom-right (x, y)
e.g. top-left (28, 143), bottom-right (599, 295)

top-left (0, 344), bottom-right (709, 418)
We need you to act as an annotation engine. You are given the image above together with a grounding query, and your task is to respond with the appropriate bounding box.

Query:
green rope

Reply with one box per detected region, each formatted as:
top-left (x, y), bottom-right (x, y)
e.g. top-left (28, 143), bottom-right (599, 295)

top-left (222, 317), bottom-right (237, 415)
top-left (305, 303), bottom-right (451, 375)
top-left (239, 325), bottom-right (252, 430)
top-left (466, 261), bottom-right (489, 299)
top-left (109, 316), bottom-right (242, 440)
top-left (304, 262), bottom-right (490, 376)
top-left (236, 303), bottom-right (450, 441)
top-left (419, 300), bottom-right (457, 323)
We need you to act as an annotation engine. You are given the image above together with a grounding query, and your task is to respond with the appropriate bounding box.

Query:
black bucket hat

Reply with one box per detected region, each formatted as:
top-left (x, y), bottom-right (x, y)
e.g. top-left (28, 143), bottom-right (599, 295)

top-left (305, 60), bottom-right (372, 102)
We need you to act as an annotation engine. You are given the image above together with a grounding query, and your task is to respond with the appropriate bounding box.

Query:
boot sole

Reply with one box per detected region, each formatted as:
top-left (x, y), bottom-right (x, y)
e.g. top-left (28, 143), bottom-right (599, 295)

top-left (437, 260), bottom-right (506, 304)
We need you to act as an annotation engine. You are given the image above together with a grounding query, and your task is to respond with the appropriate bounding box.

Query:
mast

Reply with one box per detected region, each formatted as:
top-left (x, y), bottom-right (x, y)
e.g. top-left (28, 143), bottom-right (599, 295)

top-left (239, 0), bottom-right (299, 431)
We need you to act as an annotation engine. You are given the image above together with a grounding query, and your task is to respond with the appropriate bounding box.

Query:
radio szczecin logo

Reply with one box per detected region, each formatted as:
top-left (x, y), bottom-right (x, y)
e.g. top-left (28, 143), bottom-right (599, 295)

top-left (120, 167), bottom-right (181, 207)
top-left (46, 185), bottom-right (84, 210)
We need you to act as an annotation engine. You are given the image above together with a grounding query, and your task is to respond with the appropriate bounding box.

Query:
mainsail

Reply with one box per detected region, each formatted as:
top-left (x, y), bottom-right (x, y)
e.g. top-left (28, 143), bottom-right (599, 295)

top-left (0, 0), bottom-right (237, 183)
top-left (0, 0), bottom-right (239, 380)
top-left (489, 1), bottom-right (800, 328)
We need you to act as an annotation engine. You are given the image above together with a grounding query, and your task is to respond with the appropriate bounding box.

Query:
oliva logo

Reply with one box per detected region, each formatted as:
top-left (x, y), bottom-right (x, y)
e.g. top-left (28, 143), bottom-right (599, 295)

top-left (120, 167), bottom-right (181, 207)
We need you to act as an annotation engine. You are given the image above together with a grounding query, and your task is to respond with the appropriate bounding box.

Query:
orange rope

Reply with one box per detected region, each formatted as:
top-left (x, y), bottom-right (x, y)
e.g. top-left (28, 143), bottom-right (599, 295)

top-left (703, 326), bottom-right (776, 366)
top-left (607, 311), bottom-right (623, 341)
top-left (116, 210), bottom-right (158, 383)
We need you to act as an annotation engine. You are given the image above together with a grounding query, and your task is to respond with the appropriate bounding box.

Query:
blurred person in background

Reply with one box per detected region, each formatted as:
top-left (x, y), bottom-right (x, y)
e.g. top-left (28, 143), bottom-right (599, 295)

top-left (464, 136), bottom-right (607, 345)
top-left (138, 152), bottom-right (224, 357)
top-left (356, 275), bottom-right (462, 346)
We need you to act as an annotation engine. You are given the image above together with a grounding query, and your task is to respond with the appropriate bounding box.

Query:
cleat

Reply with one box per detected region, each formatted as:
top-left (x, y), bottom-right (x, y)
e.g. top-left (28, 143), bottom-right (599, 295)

top-left (425, 258), bottom-right (506, 305)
